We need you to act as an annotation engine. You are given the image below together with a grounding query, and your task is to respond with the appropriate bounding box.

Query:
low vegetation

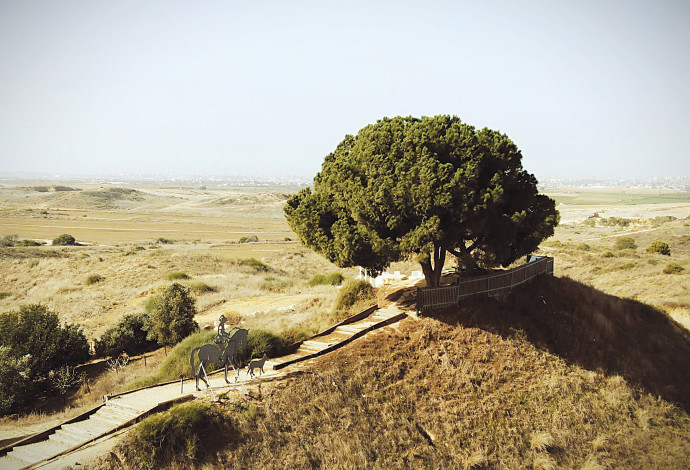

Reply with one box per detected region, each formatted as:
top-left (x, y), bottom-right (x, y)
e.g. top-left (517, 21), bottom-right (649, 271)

top-left (85, 273), bottom-right (103, 285)
top-left (0, 305), bottom-right (89, 415)
top-left (95, 313), bottom-right (157, 358)
top-left (239, 235), bottom-right (259, 243)
top-left (238, 257), bottom-right (271, 272)
top-left (116, 401), bottom-right (230, 470)
top-left (167, 271), bottom-right (190, 280)
top-left (614, 237), bottom-right (637, 250)
top-left (307, 272), bottom-right (344, 286)
top-left (647, 240), bottom-right (671, 255)
top-left (333, 279), bottom-right (375, 314)
top-left (663, 263), bottom-right (685, 274)
top-left (52, 233), bottom-right (77, 246)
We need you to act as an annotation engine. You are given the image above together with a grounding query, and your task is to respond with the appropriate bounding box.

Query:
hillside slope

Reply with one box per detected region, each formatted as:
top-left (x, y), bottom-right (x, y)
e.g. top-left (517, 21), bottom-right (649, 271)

top-left (105, 277), bottom-right (690, 469)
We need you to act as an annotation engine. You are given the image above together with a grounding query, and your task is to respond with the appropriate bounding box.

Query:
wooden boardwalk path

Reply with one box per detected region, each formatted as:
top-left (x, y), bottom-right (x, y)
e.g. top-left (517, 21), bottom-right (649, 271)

top-left (0, 302), bottom-right (411, 469)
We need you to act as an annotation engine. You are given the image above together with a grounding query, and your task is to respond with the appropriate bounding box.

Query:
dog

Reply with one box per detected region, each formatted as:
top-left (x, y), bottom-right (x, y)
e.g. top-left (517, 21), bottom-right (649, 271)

top-left (246, 354), bottom-right (268, 377)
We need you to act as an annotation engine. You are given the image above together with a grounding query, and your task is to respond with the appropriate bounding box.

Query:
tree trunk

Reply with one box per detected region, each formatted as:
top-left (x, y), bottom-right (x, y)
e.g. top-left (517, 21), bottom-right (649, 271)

top-left (420, 244), bottom-right (446, 287)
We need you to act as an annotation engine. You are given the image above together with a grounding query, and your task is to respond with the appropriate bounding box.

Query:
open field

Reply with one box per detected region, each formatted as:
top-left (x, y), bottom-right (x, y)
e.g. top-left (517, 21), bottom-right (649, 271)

top-left (1, 182), bottom-right (689, 467)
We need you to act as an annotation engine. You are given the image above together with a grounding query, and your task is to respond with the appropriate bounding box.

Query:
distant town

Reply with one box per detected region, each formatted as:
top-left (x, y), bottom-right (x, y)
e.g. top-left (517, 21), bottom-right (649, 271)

top-left (1, 173), bottom-right (689, 192)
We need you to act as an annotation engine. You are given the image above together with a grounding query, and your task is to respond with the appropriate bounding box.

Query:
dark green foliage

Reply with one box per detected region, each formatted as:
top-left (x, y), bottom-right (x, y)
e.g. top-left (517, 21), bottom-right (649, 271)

top-left (0, 347), bottom-right (31, 415)
top-left (308, 272), bottom-right (344, 286)
top-left (95, 313), bottom-right (157, 357)
top-left (647, 241), bottom-right (671, 256)
top-left (0, 292), bottom-right (12, 300)
top-left (52, 233), bottom-right (76, 246)
top-left (599, 217), bottom-right (631, 227)
top-left (334, 280), bottom-right (375, 312)
top-left (167, 271), bottom-right (190, 280)
top-left (0, 304), bottom-right (90, 378)
top-left (238, 258), bottom-right (270, 272)
top-left (663, 263), bottom-right (685, 274)
top-left (241, 329), bottom-right (289, 360)
top-left (118, 401), bottom-right (229, 470)
top-left (145, 283), bottom-right (199, 348)
top-left (16, 239), bottom-right (42, 246)
top-left (157, 237), bottom-right (173, 244)
top-left (284, 115), bottom-right (559, 287)
top-left (239, 235), bottom-right (259, 243)
top-left (614, 237), bottom-right (637, 250)
top-left (85, 274), bottom-right (103, 285)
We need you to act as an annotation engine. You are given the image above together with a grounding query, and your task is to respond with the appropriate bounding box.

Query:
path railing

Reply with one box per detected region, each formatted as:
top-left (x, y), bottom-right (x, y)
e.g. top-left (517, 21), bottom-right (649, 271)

top-left (416, 256), bottom-right (554, 313)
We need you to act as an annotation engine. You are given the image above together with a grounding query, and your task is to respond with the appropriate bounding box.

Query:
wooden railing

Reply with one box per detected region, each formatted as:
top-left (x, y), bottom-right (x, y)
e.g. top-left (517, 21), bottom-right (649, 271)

top-left (416, 256), bottom-right (554, 313)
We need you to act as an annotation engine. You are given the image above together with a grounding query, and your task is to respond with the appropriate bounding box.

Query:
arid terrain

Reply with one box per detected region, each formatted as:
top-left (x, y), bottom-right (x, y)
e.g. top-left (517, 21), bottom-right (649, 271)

top-left (1, 181), bottom-right (689, 468)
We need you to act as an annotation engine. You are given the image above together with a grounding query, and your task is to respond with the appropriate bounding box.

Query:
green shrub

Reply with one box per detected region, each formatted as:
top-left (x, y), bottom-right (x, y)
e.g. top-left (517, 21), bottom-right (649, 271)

top-left (239, 235), bottom-right (259, 243)
top-left (157, 237), bottom-right (173, 244)
top-left (0, 292), bottom-right (12, 300)
top-left (308, 272), bottom-right (344, 286)
top-left (167, 272), bottom-right (190, 280)
top-left (0, 235), bottom-right (17, 247)
top-left (95, 313), bottom-right (157, 357)
top-left (0, 347), bottom-right (32, 415)
top-left (334, 280), bottom-right (375, 312)
top-left (646, 241), bottom-right (671, 256)
top-left (16, 239), bottom-right (42, 246)
top-left (663, 263), bottom-right (685, 274)
top-left (0, 305), bottom-right (90, 377)
top-left (614, 237), bottom-right (637, 250)
top-left (188, 281), bottom-right (215, 294)
top-left (238, 258), bottom-right (270, 272)
top-left (241, 329), bottom-right (291, 360)
top-left (145, 283), bottom-right (199, 349)
top-left (85, 274), bottom-right (103, 285)
top-left (52, 233), bottom-right (76, 246)
top-left (118, 401), bottom-right (229, 470)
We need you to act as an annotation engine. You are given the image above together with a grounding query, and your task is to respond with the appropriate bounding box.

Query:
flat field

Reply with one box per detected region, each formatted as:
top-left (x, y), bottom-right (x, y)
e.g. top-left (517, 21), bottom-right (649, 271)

top-left (1, 183), bottom-right (689, 337)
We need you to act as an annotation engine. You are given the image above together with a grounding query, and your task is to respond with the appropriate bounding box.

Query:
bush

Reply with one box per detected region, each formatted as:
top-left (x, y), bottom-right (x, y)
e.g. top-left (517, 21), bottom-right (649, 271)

top-left (0, 304), bottom-right (90, 378)
top-left (145, 283), bottom-right (199, 349)
top-left (157, 237), bottom-right (173, 244)
top-left (614, 237), bottom-right (637, 250)
top-left (52, 234), bottom-right (76, 246)
top-left (241, 329), bottom-right (290, 360)
top-left (238, 258), bottom-right (270, 272)
top-left (167, 272), bottom-right (190, 280)
top-left (663, 263), bottom-right (685, 274)
top-left (188, 282), bottom-right (215, 294)
top-left (334, 280), bottom-right (375, 312)
top-left (0, 292), bottom-right (12, 300)
top-left (95, 313), bottom-right (157, 357)
top-left (1, 235), bottom-right (18, 247)
top-left (0, 347), bottom-right (32, 415)
top-left (308, 273), bottom-right (344, 286)
top-left (85, 274), bottom-right (103, 285)
top-left (118, 401), bottom-right (228, 470)
top-left (602, 251), bottom-right (615, 258)
top-left (576, 243), bottom-right (590, 251)
top-left (239, 235), bottom-right (259, 243)
top-left (259, 276), bottom-right (293, 292)
top-left (646, 241), bottom-right (671, 256)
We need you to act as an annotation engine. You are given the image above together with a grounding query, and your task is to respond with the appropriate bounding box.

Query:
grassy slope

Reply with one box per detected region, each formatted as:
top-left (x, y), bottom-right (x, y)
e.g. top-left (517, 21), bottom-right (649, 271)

top-left (154, 277), bottom-right (690, 469)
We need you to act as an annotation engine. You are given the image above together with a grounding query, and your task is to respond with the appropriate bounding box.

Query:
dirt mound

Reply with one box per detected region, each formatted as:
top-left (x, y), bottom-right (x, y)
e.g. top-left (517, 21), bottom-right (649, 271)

top-left (432, 276), bottom-right (690, 412)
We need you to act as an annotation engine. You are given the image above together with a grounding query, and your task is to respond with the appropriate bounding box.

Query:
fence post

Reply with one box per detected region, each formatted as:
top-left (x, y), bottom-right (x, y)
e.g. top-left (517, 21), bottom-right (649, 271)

top-left (416, 287), bottom-right (421, 317)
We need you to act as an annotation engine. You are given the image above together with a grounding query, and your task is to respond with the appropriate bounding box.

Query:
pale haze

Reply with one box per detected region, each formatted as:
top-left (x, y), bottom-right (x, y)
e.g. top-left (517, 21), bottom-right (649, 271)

top-left (1, 0), bottom-right (688, 180)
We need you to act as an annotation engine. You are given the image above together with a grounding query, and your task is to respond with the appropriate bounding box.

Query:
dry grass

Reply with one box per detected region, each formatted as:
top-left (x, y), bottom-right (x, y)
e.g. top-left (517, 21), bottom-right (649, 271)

top-left (126, 313), bottom-right (689, 469)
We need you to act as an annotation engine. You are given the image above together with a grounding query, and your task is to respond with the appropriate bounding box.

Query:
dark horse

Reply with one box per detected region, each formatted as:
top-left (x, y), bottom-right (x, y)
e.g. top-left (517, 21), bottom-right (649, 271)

top-left (190, 328), bottom-right (249, 390)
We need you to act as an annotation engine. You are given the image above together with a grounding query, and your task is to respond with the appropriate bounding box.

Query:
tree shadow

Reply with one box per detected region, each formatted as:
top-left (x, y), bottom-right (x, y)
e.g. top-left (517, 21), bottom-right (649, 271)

top-left (425, 276), bottom-right (690, 412)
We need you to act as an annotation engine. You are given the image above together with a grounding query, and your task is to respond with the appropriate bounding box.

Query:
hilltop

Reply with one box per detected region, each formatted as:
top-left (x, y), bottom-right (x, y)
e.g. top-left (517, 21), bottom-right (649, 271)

top-left (96, 278), bottom-right (690, 469)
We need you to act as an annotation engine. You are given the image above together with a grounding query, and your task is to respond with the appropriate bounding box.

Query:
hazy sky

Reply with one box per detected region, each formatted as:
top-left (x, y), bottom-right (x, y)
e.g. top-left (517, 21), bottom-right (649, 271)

top-left (1, 1), bottom-right (689, 180)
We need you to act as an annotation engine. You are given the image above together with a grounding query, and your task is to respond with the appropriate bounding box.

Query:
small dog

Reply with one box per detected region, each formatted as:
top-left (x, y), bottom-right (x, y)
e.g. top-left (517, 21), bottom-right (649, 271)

top-left (246, 354), bottom-right (268, 377)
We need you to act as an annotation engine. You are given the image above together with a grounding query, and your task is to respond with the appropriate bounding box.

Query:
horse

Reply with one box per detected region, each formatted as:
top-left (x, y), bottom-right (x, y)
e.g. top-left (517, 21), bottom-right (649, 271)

top-left (246, 354), bottom-right (268, 378)
top-left (190, 328), bottom-right (248, 390)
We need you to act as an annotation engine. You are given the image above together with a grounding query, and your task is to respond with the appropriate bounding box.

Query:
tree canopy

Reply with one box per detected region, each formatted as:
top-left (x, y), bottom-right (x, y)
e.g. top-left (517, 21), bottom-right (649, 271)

top-left (145, 283), bottom-right (199, 349)
top-left (284, 115), bottom-right (559, 287)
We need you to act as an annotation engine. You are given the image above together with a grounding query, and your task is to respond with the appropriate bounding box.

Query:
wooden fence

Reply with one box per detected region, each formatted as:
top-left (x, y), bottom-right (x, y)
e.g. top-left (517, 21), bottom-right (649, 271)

top-left (416, 256), bottom-right (554, 313)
